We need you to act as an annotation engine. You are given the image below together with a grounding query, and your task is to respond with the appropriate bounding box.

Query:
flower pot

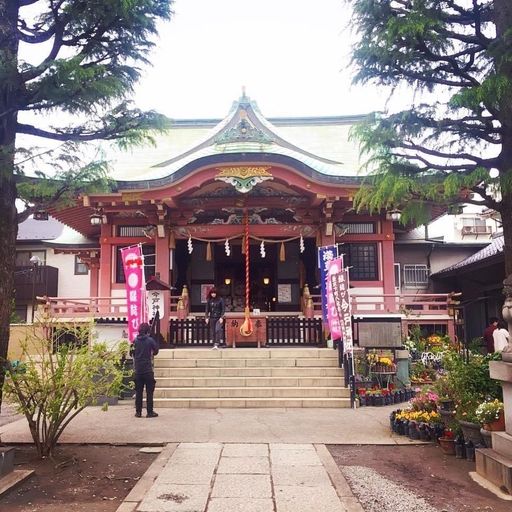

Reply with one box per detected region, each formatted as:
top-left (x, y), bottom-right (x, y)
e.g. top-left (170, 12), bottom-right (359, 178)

top-left (480, 428), bottom-right (493, 449)
top-left (483, 411), bottom-right (506, 432)
top-left (459, 420), bottom-right (484, 446)
top-left (439, 409), bottom-right (455, 427)
top-left (439, 437), bottom-right (456, 455)
top-left (418, 423), bottom-right (430, 441)
top-left (374, 395), bottom-right (384, 407)
top-left (408, 421), bottom-right (420, 440)
top-left (438, 399), bottom-right (455, 412)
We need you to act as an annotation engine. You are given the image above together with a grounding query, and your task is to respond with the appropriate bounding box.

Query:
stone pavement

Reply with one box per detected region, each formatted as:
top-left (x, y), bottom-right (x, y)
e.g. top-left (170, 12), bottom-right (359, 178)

top-left (117, 442), bottom-right (363, 512)
top-left (1, 404), bottom-right (420, 511)
top-left (0, 402), bottom-right (418, 445)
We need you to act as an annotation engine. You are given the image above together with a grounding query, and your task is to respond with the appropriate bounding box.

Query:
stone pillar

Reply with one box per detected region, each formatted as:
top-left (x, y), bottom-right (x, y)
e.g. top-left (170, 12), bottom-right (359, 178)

top-left (475, 275), bottom-right (512, 494)
top-left (395, 349), bottom-right (410, 387)
top-left (501, 275), bottom-right (512, 363)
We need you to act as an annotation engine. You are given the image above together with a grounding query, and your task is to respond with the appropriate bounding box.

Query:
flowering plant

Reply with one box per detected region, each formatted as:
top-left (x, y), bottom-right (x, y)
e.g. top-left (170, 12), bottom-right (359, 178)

top-left (410, 390), bottom-right (439, 412)
top-left (367, 353), bottom-right (379, 365)
top-left (475, 400), bottom-right (504, 424)
top-left (379, 357), bottom-right (393, 367)
top-left (395, 409), bottom-right (441, 424)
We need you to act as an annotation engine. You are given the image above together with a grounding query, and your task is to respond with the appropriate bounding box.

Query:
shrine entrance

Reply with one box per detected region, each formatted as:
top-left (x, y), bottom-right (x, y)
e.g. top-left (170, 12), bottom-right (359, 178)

top-left (214, 242), bottom-right (277, 313)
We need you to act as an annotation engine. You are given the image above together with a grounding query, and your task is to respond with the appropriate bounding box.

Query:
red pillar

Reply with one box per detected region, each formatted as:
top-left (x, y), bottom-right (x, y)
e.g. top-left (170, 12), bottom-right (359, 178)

top-left (98, 225), bottom-right (113, 314)
top-left (155, 232), bottom-right (170, 341)
top-left (381, 219), bottom-right (396, 312)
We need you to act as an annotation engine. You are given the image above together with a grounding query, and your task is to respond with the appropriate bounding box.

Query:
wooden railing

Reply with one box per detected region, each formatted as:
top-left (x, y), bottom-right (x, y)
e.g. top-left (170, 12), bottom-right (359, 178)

top-left (266, 317), bottom-right (323, 346)
top-left (41, 285), bottom-right (191, 319)
top-left (41, 289), bottom-right (452, 321)
top-left (305, 292), bottom-right (452, 317)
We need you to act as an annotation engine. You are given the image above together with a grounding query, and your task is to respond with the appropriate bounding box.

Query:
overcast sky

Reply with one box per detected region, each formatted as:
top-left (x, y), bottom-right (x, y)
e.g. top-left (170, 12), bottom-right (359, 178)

top-left (133, 0), bottom-right (385, 120)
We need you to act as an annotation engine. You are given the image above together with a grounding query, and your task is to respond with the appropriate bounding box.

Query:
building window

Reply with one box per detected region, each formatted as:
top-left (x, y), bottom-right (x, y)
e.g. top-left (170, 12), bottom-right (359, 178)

top-left (344, 243), bottom-right (378, 281)
top-left (52, 326), bottom-right (88, 352)
top-left (15, 250), bottom-right (46, 266)
top-left (118, 226), bottom-right (147, 237)
top-left (336, 222), bottom-right (376, 234)
top-left (74, 256), bottom-right (89, 275)
top-left (12, 305), bottom-right (28, 323)
top-left (116, 245), bottom-right (155, 284)
top-left (462, 217), bottom-right (487, 228)
top-left (403, 264), bottom-right (429, 287)
top-left (461, 217), bottom-right (490, 235)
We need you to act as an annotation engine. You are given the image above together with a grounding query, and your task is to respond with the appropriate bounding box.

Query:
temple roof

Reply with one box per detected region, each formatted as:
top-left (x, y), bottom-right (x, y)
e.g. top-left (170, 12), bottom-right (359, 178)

top-left (432, 234), bottom-right (504, 277)
top-left (107, 93), bottom-right (365, 185)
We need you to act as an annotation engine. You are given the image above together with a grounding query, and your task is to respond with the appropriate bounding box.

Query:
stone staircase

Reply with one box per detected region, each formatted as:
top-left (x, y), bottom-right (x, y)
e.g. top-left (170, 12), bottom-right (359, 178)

top-left (153, 347), bottom-right (350, 408)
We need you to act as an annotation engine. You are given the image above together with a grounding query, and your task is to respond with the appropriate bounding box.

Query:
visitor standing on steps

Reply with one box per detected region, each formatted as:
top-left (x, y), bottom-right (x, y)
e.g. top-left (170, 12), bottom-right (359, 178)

top-left (205, 287), bottom-right (226, 349)
top-left (132, 322), bottom-right (159, 418)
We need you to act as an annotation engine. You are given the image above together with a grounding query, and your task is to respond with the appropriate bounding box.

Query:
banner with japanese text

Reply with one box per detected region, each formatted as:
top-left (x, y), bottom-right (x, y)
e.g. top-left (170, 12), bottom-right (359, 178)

top-left (121, 245), bottom-right (147, 342)
top-left (317, 245), bottom-right (337, 322)
top-left (326, 257), bottom-right (343, 340)
top-left (331, 266), bottom-right (354, 352)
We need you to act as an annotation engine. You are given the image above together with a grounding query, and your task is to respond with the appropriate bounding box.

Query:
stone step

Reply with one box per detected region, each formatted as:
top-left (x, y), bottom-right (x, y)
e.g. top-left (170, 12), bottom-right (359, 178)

top-left (154, 357), bottom-right (339, 368)
top-left (154, 386), bottom-right (349, 399)
top-left (154, 366), bottom-right (343, 378)
top-left (152, 397), bottom-right (351, 408)
top-left (476, 447), bottom-right (512, 494)
top-left (155, 348), bottom-right (338, 360)
top-left (155, 376), bottom-right (345, 388)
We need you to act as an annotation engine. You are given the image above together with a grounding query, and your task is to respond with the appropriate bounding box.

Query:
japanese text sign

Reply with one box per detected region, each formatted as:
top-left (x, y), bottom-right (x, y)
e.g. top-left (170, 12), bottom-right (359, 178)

top-left (121, 245), bottom-right (147, 342)
top-left (331, 268), bottom-right (353, 351)
top-left (317, 245), bottom-right (337, 322)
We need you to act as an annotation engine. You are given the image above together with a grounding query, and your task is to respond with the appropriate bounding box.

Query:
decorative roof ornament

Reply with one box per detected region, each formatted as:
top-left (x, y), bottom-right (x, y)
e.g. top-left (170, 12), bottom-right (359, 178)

top-left (214, 111), bottom-right (274, 145)
top-left (215, 166), bottom-right (274, 194)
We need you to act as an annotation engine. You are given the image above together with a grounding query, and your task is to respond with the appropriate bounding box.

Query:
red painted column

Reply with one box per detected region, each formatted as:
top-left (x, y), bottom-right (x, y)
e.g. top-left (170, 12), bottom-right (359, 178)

top-left (98, 225), bottom-right (113, 314)
top-left (89, 263), bottom-right (99, 299)
top-left (155, 232), bottom-right (170, 341)
top-left (381, 219), bottom-right (396, 312)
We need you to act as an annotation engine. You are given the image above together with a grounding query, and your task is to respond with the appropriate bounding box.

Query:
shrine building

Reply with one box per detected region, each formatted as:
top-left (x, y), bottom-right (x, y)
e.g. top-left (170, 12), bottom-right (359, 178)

top-left (43, 93), bottom-right (456, 346)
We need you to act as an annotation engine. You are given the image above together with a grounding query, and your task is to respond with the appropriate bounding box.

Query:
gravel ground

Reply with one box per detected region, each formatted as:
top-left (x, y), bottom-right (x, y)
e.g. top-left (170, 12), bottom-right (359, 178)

top-left (340, 465), bottom-right (439, 512)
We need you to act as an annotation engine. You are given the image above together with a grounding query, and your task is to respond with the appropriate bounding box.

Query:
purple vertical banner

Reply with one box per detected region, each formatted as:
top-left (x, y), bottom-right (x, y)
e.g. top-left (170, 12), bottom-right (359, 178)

top-left (317, 245), bottom-right (337, 322)
top-left (326, 257), bottom-right (343, 339)
top-left (331, 267), bottom-right (354, 352)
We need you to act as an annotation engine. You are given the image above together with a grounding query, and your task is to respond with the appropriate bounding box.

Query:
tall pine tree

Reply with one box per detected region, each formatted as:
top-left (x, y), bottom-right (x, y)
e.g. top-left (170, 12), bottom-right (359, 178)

top-left (0, 0), bottom-right (173, 407)
top-left (349, 1), bottom-right (512, 275)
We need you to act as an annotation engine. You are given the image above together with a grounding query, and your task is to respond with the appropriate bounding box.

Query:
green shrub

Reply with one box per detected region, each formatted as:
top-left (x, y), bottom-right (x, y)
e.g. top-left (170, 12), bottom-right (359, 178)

top-left (3, 317), bottom-right (129, 457)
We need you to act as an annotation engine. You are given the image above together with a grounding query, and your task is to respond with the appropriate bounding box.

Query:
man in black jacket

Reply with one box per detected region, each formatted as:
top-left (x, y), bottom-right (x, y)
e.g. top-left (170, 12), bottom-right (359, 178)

top-left (205, 288), bottom-right (225, 349)
top-left (132, 322), bottom-right (159, 418)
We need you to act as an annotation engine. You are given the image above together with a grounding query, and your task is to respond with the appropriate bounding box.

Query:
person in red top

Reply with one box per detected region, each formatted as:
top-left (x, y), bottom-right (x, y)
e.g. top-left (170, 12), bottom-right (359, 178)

top-left (483, 317), bottom-right (499, 354)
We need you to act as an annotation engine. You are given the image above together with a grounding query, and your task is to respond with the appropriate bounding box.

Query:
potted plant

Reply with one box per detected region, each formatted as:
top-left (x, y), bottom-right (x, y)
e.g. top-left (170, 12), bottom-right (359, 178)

top-left (438, 429), bottom-right (456, 455)
top-left (476, 400), bottom-right (505, 431)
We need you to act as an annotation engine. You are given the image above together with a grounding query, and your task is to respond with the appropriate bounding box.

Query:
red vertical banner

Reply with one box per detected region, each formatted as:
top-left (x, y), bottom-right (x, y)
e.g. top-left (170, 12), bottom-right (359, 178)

top-left (326, 257), bottom-right (343, 340)
top-left (121, 245), bottom-right (147, 342)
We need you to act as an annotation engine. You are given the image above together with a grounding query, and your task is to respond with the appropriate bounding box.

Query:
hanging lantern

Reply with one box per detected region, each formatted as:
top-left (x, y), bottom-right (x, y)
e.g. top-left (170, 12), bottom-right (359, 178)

top-left (206, 242), bottom-right (212, 261)
top-left (299, 234), bottom-right (305, 253)
top-left (187, 236), bottom-right (193, 254)
top-left (260, 240), bottom-right (266, 258)
top-left (225, 238), bottom-right (231, 256)
top-left (279, 242), bottom-right (286, 262)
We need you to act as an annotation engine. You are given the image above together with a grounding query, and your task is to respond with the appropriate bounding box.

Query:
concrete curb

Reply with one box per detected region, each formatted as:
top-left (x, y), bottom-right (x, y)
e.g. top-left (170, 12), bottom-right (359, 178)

top-left (315, 444), bottom-right (364, 512)
top-left (115, 443), bottom-right (178, 512)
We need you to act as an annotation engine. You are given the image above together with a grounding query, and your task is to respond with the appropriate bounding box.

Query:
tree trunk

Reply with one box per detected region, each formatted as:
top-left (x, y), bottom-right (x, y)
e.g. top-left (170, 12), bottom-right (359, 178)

top-left (494, 0), bottom-right (512, 279)
top-left (0, 1), bottom-right (21, 410)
